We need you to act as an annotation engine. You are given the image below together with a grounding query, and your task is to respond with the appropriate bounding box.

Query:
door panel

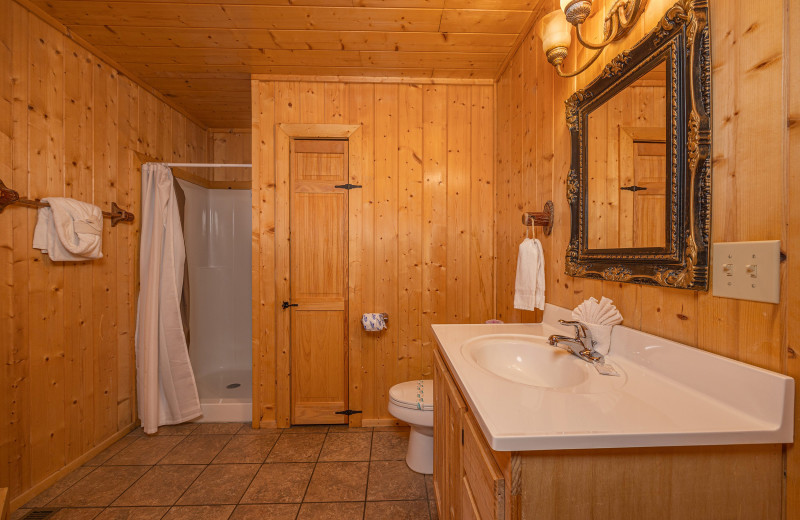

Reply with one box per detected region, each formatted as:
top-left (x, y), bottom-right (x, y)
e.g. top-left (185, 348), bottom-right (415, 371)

top-left (291, 310), bottom-right (347, 424)
top-left (289, 139), bottom-right (349, 425)
top-left (291, 193), bottom-right (345, 301)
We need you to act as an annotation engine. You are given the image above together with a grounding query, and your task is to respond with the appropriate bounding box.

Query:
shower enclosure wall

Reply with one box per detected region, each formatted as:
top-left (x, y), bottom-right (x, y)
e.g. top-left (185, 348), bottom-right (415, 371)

top-left (178, 179), bottom-right (252, 422)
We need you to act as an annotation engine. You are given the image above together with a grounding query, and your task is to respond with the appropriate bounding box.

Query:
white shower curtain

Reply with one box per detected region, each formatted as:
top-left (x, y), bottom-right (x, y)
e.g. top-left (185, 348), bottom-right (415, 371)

top-left (135, 163), bottom-right (201, 433)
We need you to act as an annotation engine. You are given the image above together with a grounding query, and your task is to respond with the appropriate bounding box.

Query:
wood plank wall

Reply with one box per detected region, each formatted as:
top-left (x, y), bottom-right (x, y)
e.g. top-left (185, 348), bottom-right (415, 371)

top-left (0, 0), bottom-right (211, 504)
top-left (251, 79), bottom-right (495, 426)
top-left (209, 130), bottom-right (252, 183)
top-left (496, 0), bottom-right (799, 516)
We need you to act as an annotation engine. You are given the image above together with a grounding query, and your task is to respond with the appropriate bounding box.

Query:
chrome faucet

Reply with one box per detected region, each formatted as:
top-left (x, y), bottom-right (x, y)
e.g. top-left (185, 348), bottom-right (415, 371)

top-left (548, 320), bottom-right (605, 364)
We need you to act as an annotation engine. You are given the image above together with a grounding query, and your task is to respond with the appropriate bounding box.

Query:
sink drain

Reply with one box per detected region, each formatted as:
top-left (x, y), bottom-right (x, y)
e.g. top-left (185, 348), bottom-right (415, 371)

top-left (226, 383), bottom-right (241, 389)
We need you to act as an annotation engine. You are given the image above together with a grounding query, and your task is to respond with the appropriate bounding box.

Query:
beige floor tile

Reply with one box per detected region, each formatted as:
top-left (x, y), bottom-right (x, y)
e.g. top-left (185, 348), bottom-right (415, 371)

top-left (366, 460), bottom-right (426, 501)
top-left (364, 500), bottom-right (430, 520)
top-left (152, 424), bottom-right (199, 436)
top-left (106, 436), bottom-right (185, 466)
top-left (48, 466), bottom-right (149, 507)
top-left (296, 502), bottom-right (364, 520)
top-left (191, 423), bottom-right (242, 435)
top-left (266, 434), bottom-right (325, 463)
top-left (327, 425), bottom-right (373, 433)
top-left (318, 433), bottom-right (371, 462)
top-left (113, 465), bottom-right (205, 506)
top-left (162, 506), bottom-right (234, 520)
top-left (49, 508), bottom-right (106, 520)
top-left (370, 431), bottom-right (409, 460)
top-left (24, 466), bottom-right (96, 507)
top-left (177, 464), bottom-right (259, 505)
top-left (424, 474), bottom-right (434, 499)
top-left (240, 463), bottom-right (314, 504)
top-left (85, 437), bottom-right (139, 466)
top-left (228, 505), bottom-right (299, 520)
top-left (304, 462), bottom-right (368, 502)
top-left (95, 507), bottom-right (169, 520)
top-left (212, 434), bottom-right (278, 464)
top-left (428, 500), bottom-right (438, 520)
top-left (281, 425), bottom-right (329, 434)
top-left (158, 435), bottom-right (232, 465)
top-left (235, 425), bottom-right (280, 436)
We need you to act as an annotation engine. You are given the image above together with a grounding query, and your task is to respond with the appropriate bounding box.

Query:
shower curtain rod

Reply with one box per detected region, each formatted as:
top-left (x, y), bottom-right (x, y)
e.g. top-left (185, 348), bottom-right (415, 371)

top-left (146, 162), bottom-right (252, 168)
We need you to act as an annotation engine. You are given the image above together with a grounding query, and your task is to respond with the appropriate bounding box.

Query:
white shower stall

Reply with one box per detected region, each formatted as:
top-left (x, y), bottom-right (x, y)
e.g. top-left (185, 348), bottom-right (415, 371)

top-left (178, 179), bottom-right (252, 422)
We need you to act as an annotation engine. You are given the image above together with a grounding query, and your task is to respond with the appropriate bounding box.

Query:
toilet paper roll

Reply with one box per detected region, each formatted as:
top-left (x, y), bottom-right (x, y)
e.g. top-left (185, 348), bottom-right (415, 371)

top-left (362, 313), bottom-right (387, 332)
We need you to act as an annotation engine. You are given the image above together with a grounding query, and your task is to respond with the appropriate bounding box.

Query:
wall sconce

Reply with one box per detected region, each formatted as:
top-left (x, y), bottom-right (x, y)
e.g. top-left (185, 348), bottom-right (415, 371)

top-left (538, 0), bottom-right (647, 77)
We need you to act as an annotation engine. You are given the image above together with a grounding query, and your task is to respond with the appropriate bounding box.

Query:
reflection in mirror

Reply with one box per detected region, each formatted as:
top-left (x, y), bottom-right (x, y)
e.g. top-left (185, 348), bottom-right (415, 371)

top-left (586, 59), bottom-right (667, 250)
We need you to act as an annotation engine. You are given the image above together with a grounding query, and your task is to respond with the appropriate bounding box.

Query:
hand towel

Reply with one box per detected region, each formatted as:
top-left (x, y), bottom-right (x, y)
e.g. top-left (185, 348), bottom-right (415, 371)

top-left (33, 197), bottom-right (103, 261)
top-left (513, 237), bottom-right (545, 311)
top-left (572, 297), bottom-right (623, 355)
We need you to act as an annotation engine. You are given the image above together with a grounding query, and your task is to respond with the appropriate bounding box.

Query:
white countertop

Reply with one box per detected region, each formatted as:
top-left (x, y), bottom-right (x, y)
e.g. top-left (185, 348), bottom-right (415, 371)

top-left (432, 304), bottom-right (795, 452)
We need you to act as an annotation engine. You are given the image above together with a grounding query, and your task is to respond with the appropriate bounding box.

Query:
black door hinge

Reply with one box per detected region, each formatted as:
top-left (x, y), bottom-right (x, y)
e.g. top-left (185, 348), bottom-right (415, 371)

top-left (620, 185), bottom-right (647, 192)
top-left (282, 301), bottom-right (299, 309)
top-left (334, 183), bottom-right (362, 190)
top-left (335, 409), bottom-right (363, 416)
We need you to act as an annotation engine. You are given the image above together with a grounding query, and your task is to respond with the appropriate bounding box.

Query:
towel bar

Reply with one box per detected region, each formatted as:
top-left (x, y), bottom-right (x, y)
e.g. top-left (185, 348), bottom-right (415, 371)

top-left (0, 177), bottom-right (135, 226)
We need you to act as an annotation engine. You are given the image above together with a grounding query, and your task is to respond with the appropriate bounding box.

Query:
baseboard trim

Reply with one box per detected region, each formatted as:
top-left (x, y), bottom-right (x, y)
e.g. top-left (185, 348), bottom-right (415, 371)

top-left (9, 422), bottom-right (138, 512)
top-left (362, 418), bottom-right (407, 427)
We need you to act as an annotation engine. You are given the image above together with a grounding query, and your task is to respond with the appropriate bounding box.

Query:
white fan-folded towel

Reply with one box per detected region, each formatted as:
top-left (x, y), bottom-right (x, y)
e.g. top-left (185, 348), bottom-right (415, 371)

top-left (32, 197), bottom-right (103, 261)
top-left (513, 237), bottom-right (545, 311)
top-left (572, 297), bottom-right (623, 355)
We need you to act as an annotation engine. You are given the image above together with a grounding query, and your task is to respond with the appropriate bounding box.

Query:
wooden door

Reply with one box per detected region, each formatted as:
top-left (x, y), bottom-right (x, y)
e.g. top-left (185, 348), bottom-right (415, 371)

top-left (289, 139), bottom-right (349, 425)
top-left (619, 127), bottom-right (667, 248)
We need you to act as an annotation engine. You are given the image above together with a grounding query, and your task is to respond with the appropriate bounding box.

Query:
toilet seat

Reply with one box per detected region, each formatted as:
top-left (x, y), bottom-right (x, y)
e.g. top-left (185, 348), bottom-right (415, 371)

top-left (389, 379), bottom-right (433, 411)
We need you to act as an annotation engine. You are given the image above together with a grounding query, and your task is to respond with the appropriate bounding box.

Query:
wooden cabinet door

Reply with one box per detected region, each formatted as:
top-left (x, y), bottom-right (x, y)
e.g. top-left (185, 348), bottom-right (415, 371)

top-left (289, 139), bottom-right (349, 425)
top-left (433, 349), bottom-right (466, 520)
top-left (463, 412), bottom-right (505, 520)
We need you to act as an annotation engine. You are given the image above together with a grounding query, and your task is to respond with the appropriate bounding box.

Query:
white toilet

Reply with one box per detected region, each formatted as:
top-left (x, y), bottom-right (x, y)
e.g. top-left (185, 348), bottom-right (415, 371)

top-left (387, 379), bottom-right (434, 474)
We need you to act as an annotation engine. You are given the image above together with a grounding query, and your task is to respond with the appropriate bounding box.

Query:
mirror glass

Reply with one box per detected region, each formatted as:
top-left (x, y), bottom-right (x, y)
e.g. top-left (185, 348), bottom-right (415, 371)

top-left (585, 59), bottom-right (668, 250)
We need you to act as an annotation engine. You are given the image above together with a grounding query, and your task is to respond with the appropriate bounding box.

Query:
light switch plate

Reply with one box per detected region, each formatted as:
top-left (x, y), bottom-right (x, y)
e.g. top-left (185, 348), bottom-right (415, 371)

top-left (712, 241), bottom-right (780, 304)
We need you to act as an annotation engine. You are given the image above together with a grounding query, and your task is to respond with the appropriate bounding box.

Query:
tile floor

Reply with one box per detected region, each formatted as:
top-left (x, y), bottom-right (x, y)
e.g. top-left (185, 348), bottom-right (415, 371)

top-left (12, 424), bottom-right (438, 520)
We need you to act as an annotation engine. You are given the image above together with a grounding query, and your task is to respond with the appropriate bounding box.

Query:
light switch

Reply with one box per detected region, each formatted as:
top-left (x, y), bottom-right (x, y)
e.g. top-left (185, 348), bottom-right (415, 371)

top-left (712, 241), bottom-right (780, 304)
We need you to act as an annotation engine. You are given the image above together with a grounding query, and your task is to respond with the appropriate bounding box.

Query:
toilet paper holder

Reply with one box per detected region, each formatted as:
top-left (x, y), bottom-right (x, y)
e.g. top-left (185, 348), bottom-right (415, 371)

top-left (379, 313), bottom-right (389, 322)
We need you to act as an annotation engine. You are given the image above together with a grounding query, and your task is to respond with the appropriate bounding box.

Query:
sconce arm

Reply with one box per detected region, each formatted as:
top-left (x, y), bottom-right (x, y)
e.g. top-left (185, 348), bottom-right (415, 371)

top-left (556, 47), bottom-right (604, 78)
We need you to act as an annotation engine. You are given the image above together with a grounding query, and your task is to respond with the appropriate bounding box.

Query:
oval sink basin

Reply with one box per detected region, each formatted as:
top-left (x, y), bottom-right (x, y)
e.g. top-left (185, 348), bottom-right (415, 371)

top-left (461, 334), bottom-right (589, 389)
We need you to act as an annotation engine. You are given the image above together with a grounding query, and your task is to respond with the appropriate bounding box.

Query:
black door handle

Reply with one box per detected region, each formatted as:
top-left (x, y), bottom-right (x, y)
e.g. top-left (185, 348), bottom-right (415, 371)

top-left (282, 301), bottom-right (298, 309)
top-left (620, 185), bottom-right (647, 192)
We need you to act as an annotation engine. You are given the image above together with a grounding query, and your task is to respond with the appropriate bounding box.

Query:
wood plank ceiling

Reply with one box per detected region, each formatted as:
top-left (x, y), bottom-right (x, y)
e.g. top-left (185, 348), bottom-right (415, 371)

top-left (28, 0), bottom-right (547, 128)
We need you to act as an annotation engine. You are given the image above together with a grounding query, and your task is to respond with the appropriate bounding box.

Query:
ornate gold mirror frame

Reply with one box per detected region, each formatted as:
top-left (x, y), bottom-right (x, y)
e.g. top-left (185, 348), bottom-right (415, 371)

top-left (565, 0), bottom-right (711, 290)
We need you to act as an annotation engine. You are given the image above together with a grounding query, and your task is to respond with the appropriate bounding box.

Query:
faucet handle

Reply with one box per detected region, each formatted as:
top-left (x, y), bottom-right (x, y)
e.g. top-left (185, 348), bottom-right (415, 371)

top-left (558, 319), bottom-right (588, 338)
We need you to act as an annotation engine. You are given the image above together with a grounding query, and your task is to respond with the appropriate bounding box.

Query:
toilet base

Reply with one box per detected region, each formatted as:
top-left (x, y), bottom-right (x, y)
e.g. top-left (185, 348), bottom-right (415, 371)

top-left (406, 425), bottom-right (434, 475)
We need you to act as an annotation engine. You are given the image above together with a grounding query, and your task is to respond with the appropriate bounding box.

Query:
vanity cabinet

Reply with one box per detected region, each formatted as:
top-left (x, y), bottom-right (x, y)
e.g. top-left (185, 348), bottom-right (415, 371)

top-left (433, 347), bottom-right (783, 520)
top-left (434, 349), bottom-right (512, 520)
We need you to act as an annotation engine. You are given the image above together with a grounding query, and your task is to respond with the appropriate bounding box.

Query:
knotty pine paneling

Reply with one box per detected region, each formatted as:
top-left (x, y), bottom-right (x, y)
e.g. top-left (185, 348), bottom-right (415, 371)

top-left (251, 80), bottom-right (494, 427)
top-left (0, 0), bottom-right (212, 505)
top-left (496, 0), bottom-right (796, 516)
top-left (209, 130), bottom-right (252, 183)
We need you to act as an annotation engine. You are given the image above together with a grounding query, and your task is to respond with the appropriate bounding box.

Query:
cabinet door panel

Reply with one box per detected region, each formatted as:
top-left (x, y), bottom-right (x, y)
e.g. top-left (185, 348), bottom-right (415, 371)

top-left (464, 412), bottom-right (505, 520)
top-left (433, 349), bottom-right (465, 520)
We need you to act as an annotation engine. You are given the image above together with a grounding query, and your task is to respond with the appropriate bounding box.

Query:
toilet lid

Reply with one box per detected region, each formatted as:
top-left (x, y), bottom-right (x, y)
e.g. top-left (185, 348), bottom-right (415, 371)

top-left (389, 380), bottom-right (433, 411)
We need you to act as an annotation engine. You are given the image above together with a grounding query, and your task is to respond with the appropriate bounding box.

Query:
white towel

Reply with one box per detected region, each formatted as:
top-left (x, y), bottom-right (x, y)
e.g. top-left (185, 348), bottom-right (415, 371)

top-left (572, 297), bottom-right (623, 355)
top-left (513, 237), bottom-right (545, 311)
top-left (32, 197), bottom-right (103, 261)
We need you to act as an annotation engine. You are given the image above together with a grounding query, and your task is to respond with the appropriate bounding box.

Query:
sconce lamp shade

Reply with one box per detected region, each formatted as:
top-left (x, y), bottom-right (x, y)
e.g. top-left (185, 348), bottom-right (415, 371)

top-left (539, 9), bottom-right (572, 61)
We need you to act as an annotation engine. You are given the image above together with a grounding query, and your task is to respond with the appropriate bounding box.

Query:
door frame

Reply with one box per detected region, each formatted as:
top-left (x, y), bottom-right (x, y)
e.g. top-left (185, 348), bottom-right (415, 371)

top-left (274, 123), bottom-right (362, 428)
